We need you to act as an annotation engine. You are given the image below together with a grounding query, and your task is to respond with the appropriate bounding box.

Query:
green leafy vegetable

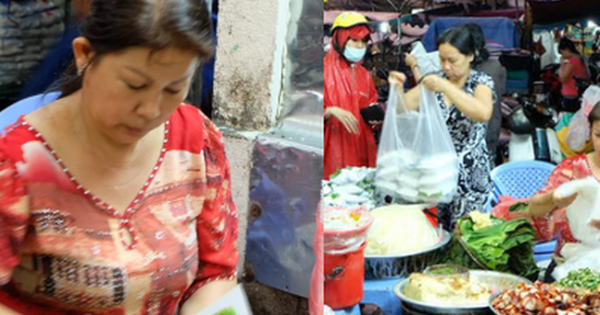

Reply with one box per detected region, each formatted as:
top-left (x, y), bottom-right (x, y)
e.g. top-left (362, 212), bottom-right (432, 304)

top-left (508, 202), bottom-right (528, 213)
top-left (556, 268), bottom-right (600, 291)
top-left (429, 267), bottom-right (456, 275)
top-left (441, 214), bottom-right (539, 280)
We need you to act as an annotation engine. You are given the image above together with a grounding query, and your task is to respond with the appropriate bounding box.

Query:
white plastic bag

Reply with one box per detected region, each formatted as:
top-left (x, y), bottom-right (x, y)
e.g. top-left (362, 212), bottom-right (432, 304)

top-left (566, 108), bottom-right (589, 151)
top-left (567, 86), bottom-right (600, 151)
top-left (551, 177), bottom-right (600, 279)
top-left (582, 85), bottom-right (600, 113)
top-left (410, 41), bottom-right (441, 75)
top-left (554, 177), bottom-right (600, 248)
top-left (553, 246), bottom-right (600, 280)
top-left (375, 83), bottom-right (459, 203)
top-left (323, 206), bottom-right (374, 254)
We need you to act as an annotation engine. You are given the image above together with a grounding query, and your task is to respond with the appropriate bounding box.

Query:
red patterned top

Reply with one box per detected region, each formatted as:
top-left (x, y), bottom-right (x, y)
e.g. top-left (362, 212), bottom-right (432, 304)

top-left (0, 105), bottom-right (239, 315)
top-left (537, 155), bottom-right (593, 257)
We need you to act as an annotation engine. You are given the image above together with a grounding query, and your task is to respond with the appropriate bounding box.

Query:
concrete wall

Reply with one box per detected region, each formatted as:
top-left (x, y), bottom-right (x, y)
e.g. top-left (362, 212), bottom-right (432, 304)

top-left (213, 0), bottom-right (289, 272)
top-left (221, 131), bottom-right (254, 273)
top-left (213, 1), bottom-right (311, 313)
top-left (213, 0), bottom-right (288, 131)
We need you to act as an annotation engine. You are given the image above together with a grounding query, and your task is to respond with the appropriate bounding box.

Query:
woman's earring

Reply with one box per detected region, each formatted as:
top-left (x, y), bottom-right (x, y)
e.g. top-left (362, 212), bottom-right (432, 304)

top-left (77, 68), bottom-right (83, 76)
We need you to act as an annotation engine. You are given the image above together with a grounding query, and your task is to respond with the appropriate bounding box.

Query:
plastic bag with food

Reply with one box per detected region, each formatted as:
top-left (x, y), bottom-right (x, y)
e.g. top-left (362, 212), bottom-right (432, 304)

top-left (566, 107), bottom-right (590, 152)
top-left (375, 83), bottom-right (459, 203)
top-left (324, 206), bottom-right (374, 254)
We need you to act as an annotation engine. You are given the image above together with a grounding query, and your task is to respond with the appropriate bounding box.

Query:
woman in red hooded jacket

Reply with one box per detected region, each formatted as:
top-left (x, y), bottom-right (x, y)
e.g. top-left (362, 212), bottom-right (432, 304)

top-left (324, 12), bottom-right (380, 179)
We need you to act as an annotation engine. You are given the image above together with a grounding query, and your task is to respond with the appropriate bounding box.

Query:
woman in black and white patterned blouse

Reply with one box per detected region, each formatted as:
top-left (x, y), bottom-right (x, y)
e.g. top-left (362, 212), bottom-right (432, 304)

top-left (389, 25), bottom-right (496, 229)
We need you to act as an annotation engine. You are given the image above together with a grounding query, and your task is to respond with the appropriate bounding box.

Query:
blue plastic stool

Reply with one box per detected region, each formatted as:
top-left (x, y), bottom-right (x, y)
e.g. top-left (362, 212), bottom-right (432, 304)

top-left (535, 240), bottom-right (557, 253)
top-left (0, 92), bottom-right (60, 131)
top-left (489, 160), bottom-right (555, 205)
top-left (534, 240), bottom-right (557, 263)
top-left (334, 304), bottom-right (361, 315)
top-left (362, 278), bottom-right (403, 315)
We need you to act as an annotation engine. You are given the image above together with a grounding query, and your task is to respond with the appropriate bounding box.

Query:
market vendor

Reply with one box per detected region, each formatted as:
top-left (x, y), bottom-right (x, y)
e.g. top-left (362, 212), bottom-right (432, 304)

top-left (0, 1), bottom-right (238, 314)
top-left (405, 23), bottom-right (506, 167)
top-left (389, 25), bottom-right (495, 229)
top-left (529, 101), bottom-right (600, 278)
top-left (558, 37), bottom-right (588, 113)
top-left (324, 12), bottom-right (381, 179)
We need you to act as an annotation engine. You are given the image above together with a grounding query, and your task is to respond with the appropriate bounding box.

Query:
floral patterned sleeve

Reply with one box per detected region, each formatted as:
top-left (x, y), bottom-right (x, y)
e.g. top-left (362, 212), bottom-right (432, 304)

top-left (0, 155), bottom-right (29, 286)
top-left (476, 71), bottom-right (497, 104)
top-left (182, 118), bottom-right (239, 301)
top-left (533, 156), bottom-right (589, 241)
top-left (537, 157), bottom-right (582, 195)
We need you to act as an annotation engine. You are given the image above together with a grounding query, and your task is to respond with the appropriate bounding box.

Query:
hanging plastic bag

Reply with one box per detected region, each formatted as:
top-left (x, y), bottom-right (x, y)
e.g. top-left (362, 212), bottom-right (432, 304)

top-left (375, 83), bottom-right (459, 204)
top-left (566, 86), bottom-right (600, 151)
top-left (582, 85), bottom-right (600, 112)
top-left (565, 108), bottom-right (589, 152)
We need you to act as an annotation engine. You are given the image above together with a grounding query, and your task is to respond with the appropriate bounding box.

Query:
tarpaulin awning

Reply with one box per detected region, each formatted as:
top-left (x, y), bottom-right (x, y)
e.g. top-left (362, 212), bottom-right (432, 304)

top-left (324, 0), bottom-right (413, 12)
top-left (421, 16), bottom-right (520, 51)
top-left (527, 0), bottom-right (600, 25)
top-left (324, 10), bottom-right (401, 25)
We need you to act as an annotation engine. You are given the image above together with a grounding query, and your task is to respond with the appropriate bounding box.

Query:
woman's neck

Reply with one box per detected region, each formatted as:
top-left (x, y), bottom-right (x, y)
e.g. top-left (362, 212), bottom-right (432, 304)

top-left (449, 70), bottom-right (471, 88)
top-left (64, 93), bottom-right (142, 169)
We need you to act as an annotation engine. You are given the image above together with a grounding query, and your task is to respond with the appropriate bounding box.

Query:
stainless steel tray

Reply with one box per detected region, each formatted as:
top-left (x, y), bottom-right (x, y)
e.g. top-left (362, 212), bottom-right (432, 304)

top-left (488, 292), bottom-right (502, 315)
top-left (364, 230), bottom-right (451, 279)
top-left (394, 270), bottom-right (530, 315)
top-left (364, 228), bottom-right (451, 259)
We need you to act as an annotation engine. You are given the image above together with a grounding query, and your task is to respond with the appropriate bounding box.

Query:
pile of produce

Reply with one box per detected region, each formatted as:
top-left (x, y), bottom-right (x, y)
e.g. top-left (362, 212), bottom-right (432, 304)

top-left (365, 204), bottom-right (439, 256)
top-left (442, 211), bottom-right (539, 280)
top-left (404, 272), bottom-right (492, 305)
top-left (492, 282), bottom-right (588, 314)
top-left (323, 167), bottom-right (378, 209)
top-left (556, 268), bottom-right (600, 293)
top-left (375, 149), bottom-right (458, 203)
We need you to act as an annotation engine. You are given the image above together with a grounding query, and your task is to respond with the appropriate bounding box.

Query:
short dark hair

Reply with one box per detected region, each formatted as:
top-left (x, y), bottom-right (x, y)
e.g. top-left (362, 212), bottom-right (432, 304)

top-left (437, 25), bottom-right (487, 66)
top-left (558, 38), bottom-right (580, 55)
top-left (55, 0), bottom-right (213, 98)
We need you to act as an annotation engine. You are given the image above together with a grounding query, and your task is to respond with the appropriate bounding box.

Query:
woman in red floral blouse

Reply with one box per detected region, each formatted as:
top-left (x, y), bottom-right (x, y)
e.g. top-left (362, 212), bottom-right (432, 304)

top-left (529, 102), bottom-right (600, 260)
top-left (0, 1), bottom-right (238, 314)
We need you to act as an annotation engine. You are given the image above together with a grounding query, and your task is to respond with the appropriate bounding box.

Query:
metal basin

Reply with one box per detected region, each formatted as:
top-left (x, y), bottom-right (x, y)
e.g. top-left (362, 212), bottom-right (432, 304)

top-left (394, 270), bottom-right (531, 315)
top-left (364, 230), bottom-right (451, 279)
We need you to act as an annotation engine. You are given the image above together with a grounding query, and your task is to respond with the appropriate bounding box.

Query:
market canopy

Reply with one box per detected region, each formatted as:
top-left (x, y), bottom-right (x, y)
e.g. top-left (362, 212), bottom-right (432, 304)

top-left (323, 10), bottom-right (401, 24)
top-left (527, 0), bottom-right (600, 25)
top-left (324, 0), bottom-right (414, 12)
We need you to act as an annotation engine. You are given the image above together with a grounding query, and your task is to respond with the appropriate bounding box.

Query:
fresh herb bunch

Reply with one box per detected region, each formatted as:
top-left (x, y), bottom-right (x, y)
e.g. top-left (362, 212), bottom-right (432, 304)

top-left (442, 214), bottom-right (539, 281)
top-left (556, 268), bottom-right (600, 292)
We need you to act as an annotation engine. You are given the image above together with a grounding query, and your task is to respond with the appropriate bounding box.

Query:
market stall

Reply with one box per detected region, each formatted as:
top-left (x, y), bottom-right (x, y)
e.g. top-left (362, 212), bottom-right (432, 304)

top-left (324, 2), bottom-right (600, 314)
top-left (324, 164), bottom-right (600, 314)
